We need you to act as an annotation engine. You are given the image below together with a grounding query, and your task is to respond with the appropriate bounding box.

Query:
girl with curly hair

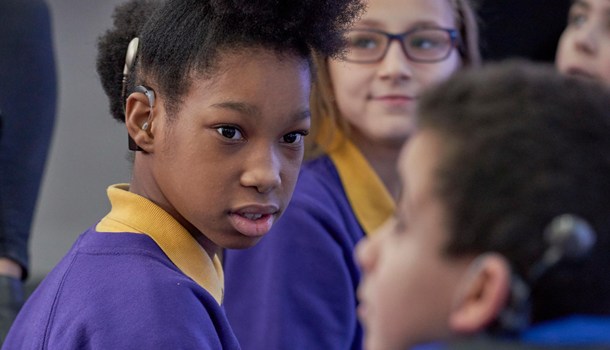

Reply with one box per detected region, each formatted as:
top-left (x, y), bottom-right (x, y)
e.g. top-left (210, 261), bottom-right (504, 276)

top-left (3, 0), bottom-right (363, 348)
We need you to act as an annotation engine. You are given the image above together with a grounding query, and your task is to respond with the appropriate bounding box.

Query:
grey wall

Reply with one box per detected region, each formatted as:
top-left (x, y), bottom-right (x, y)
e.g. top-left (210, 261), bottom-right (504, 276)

top-left (30, 0), bottom-right (133, 280)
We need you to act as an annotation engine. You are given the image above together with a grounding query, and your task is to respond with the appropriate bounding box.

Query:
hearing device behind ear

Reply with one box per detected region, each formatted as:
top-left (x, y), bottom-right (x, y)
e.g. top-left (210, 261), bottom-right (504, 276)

top-left (134, 85), bottom-right (155, 109)
top-left (529, 214), bottom-right (596, 281)
top-left (489, 214), bottom-right (597, 336)
top-left (128, 85), bottom-right (156, 151)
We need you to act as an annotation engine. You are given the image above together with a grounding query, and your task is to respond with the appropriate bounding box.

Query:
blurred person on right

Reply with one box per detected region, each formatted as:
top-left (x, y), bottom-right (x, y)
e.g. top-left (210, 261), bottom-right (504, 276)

top-left (356, 61), bottom-right (610, 350)
top-left (556, 0), bottom-right (610, 84)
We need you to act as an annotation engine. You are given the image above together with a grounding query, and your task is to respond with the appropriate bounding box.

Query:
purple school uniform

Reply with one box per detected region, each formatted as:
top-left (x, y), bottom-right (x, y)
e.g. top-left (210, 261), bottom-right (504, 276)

top-left (224, 154), bottom-right (382, 349)
top-left (4, 185), bottom-right (239, 350)
top-left (4, 229), bottom-right (239, 349)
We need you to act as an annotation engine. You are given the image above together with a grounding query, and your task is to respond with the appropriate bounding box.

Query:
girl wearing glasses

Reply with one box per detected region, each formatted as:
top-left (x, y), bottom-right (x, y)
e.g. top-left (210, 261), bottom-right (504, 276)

top-left (224, 0), bottom-right (480, 349)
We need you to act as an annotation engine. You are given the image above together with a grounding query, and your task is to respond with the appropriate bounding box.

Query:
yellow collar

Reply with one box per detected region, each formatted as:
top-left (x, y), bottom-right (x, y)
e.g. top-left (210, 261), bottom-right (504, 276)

top-left (95, 184), bottom-right (224, 305)
top-left (322, 127), bottom-right (395, 235)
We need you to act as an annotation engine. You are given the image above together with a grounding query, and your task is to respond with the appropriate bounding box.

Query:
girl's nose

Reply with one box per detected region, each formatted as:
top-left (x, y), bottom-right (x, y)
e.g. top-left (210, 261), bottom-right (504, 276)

top-left (377, 40), bottom-right (413, 81)
top-left (240, 147), bottom-right (282, 194)
top-left (573, 22), bottom-right (599, 55)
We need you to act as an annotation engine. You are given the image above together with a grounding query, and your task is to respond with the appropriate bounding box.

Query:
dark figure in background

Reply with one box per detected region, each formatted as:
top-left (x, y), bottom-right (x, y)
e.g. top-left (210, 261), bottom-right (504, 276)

top-left (476, 0), bottom-right (572, 62)
top-left (0, 0), bottom-right (57, 342)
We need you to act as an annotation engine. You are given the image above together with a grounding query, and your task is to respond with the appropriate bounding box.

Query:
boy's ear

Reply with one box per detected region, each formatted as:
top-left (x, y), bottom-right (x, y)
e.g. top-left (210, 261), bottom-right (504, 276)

top-left (449, 253), bottom-right (510, 335)
top-left (125, 92), bottom-right (155, 153)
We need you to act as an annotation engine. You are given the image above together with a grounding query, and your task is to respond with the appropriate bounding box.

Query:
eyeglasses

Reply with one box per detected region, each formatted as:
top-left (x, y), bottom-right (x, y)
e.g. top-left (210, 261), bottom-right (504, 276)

top-left (343, 28), bottom-right (459, 63)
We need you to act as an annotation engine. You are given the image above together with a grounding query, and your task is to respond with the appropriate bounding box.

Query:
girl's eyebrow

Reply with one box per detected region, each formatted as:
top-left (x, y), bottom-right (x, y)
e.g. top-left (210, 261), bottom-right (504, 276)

top-left (211, 101), bottom-right (260, 117)
top-left (210, 101), bottom-right (311, 121)
top-left (354, 19), bottom-right (446, 31)
top-left (291, 109), bottom-right (312, 122)
top-left (355, 19), bottom-right (383, 28)
top-left (571, 0), bottom-right (590, 10)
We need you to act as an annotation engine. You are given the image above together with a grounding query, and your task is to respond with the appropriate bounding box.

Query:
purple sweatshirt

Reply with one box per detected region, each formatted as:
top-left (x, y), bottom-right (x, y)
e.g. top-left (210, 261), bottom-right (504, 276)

top-left (224, 155), bottom-right (368, 349)
top-left (3, 228), bottom-right (240, 349)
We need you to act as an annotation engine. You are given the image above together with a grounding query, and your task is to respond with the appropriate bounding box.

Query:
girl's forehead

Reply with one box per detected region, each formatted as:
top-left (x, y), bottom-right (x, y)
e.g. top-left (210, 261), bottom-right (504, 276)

top-left (213, 48), bottom-right (308, 73)
top-left (361, 0), bottom-right (456, 27)
top-left (574, 0), bottom-right (610, 9)
top-left (180, 50), bottom-right (311, 110)
top-left (187, 48), bottom-right (309, 85)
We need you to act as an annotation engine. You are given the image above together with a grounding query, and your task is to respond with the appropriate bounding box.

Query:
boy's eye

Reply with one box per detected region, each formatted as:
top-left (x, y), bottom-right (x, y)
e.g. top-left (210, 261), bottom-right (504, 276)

top-left (216, 126), bottom-right (243, 140)
top-left (281, 131), bottom-right (308, 144)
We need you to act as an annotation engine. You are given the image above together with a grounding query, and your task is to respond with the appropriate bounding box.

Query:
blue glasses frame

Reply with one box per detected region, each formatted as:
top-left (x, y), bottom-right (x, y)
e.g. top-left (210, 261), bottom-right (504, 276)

top-left (344, 27), bottom-right (460, 63)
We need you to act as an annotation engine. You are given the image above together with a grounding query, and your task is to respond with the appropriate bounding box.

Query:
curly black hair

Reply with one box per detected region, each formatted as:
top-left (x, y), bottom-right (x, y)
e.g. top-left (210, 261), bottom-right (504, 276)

top-left (417, 61), bottom-right (610, 324)
top-left (96, 0), bottom-right (162, 123)
top-left (97, 0), bottom-right (364, 122)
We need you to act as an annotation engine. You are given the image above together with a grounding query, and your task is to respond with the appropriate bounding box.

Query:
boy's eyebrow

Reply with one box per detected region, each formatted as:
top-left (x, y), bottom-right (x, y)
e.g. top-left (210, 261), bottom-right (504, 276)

top-left (210, 101), bottom-right (310, 121)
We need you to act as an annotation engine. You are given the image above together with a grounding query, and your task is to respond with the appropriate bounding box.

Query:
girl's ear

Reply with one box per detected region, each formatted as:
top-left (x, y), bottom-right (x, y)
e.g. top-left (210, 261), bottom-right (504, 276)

top-left (448, 253), bottom-right (511, 335)
top-left (125, 92), bottom-right (155, 153)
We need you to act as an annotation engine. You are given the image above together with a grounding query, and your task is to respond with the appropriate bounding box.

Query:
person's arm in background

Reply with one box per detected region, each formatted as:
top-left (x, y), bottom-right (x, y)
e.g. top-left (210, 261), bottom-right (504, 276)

top-left (0, 0), bottom-right (57, 340)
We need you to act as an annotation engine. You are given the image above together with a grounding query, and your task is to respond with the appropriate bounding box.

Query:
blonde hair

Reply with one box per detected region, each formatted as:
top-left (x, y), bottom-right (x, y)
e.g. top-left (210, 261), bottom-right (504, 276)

top-left (306, 0), bottom-right (481, 159)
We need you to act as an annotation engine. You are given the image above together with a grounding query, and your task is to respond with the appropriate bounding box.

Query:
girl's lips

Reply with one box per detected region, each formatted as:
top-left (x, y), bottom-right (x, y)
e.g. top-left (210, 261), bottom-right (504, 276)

top-left (373, 94), bottom-right (416, 100)
top-left (372, 95), bottom-right (416, 108)
top-left (229, 212), bottom-right (276, 237)
top-left (565, 67), bottom-right (598, 81)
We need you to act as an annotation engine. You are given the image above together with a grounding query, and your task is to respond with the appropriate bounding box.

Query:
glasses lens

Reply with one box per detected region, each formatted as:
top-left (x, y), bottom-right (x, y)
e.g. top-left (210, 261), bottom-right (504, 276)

top-left (405, 29), bottom-right (454, 62)
top-left (345, 30), bottom-right (387, 62)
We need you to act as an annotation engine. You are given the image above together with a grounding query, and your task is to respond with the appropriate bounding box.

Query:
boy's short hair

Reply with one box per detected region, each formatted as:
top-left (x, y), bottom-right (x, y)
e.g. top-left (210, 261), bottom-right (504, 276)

top-left (417, 61), bottom-right (610, 323)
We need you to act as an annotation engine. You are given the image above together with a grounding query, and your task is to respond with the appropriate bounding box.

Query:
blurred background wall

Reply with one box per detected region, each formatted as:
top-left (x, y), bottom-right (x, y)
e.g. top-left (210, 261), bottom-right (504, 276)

top-left (29, 0), bottom-right (132, 282)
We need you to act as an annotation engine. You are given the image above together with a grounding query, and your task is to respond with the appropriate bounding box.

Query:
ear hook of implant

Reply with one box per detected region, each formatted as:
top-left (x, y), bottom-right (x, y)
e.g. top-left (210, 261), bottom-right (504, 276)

top-left (491, 214), bottom-right (596, 336)
top-left (122, 37), bottom-right (140, 110)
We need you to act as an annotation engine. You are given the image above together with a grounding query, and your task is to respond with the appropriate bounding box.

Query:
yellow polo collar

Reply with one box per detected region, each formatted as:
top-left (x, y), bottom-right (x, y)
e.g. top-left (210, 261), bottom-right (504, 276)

top-left (95, 184), bottom-right (224, 305)
top-left (321, 126), bottom-right (395, 235)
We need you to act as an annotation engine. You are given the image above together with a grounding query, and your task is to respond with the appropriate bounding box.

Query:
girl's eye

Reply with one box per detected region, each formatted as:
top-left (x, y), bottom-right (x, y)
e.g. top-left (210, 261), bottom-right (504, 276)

top-left (568, 11), bottom-right (587, 28)
top-left (216, 126), bottom-right (243, 140)
top-left (351, 36), bottom-right (381, 50)
top-left (410, 37), bottom-right (440, 50)
top-left (281, 131), bottom-right (308, 144)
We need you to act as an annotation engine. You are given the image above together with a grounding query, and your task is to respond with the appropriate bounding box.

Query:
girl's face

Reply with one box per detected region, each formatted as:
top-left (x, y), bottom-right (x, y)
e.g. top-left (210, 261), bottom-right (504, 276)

top-left (356, 130), bottom-right (471, 350)
top-left (328, 0), bottom-right (461, 149)
top-left (556, 0), bottom-right (610, 84)
top-left (144, 49), bottom-right (311, 251)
